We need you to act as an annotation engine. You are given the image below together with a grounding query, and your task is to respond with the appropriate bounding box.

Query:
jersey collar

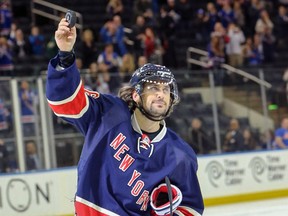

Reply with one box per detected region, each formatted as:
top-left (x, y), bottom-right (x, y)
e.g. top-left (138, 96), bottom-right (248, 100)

top-left (131, 113), bottom-right (167, 143)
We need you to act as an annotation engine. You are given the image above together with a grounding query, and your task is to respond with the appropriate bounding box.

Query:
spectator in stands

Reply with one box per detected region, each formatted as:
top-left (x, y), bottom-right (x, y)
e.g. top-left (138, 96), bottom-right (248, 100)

top-left (106, 0), bottom-right (124, 17)
top-left (242, 37), bottom-right (253, 64)
top-left (243, 34), bottom-right (263, 66)
top-left (226, 22), bottom-right (245, 67)
top-left (119, 53), bottom-right (135, 83)
top-left (0, 36), bottom-right (13, 75)
top-left (112, 15), bottom-right (127, 56)
top-left (218, 0), bottom-right (235, 29)
top-left (97, 43), bottom-right (122, 94)
top-left (262, 26), bottom-right (276, 63)
top-left (205, 2), bottom-right (220, 34)
top-left (209, 21), bottom-right (229, 57)
top-left (255, 9), bottom-right (274, 38)
top-left (223, 118), bottom-right (244, 152)
top-left (25, 140), bottom-right (41, 171)
top-left (133, 0), bottom-right (153, 23)
top-left (11, 28), bottom-right (31, 60)
top-left (242, 128), bottom-right (258, 151)
top-left (159, 5), bottom-right (177, 68)
top-left (187, 118), bottom-right (213, 154)
top-left (174, 0), bottom-right (193, 29)
top-left (19, 80), bottom-right (37, 136)
top-left (131, 15), bottom-right (146, 60)
top-left (85, 62), bottom-right (110, 93)
top-left (99, 16), bottom-right (127, 57)
top-left (0, 1), bottom-right (12, 37)
top-left (0, 138), bottom-right (10, 173)
top-left (166, 0), bottom-right (181, 24)
top-left (46, 35), bottom-right (58, 59)
top-left (82, 62), bottom-right (98, 91)
top-left (99, 18), bottom-right (117, 45)
top-left (77, 28), bottom-right (98, 68)
top-left (28, 25), bottom-right (45, 56)
top-left (274, 117), bottom-right (288, 149)
top-left (192, 8), bottom-right (210, 43)
top-left (141, 26), bottom-right (163, 64)
top-left (252, 33), bottom-right (264, 64)
top-left (282, 67), bottom-right (288, 101)
top-left (137, 55), bottom-right (147, 67)
top-left (0, 97), bottom-right (11, 136)
top-left (246, 0), bottom-right (263, 36)
top-left (274, 5), bottom-right (288, 47)
top-left (207, 23), bottom-right (227, 84)
top-left (8, 22), bottom-right (16, 41)
top-left (233, 0), bottom-right (245, 30)
top-left (260, 128), bottom-right (275, 149)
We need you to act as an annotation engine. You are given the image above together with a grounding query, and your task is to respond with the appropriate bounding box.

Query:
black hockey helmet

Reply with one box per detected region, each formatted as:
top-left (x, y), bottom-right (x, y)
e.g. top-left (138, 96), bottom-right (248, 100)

top-left (130, 63), bottom-right (180, 105)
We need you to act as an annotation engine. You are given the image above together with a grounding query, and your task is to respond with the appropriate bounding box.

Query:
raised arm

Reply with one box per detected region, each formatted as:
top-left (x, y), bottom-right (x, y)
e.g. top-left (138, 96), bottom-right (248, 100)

top-left (46, 18), bottom-right (96, 134)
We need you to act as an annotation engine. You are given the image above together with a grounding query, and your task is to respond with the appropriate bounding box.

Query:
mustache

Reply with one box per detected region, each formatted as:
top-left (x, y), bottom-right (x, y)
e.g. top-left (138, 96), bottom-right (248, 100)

top-left (152, 99), bottom-right (167, 105)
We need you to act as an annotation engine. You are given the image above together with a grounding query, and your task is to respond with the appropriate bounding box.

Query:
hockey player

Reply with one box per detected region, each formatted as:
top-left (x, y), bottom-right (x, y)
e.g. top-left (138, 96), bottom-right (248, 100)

top-left (46, 18), bottom-right (204, 216)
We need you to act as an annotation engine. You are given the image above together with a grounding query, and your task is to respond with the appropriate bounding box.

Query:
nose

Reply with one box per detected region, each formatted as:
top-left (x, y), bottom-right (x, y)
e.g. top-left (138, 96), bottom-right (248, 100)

top-left (155, 89), bottom-right (165, 99)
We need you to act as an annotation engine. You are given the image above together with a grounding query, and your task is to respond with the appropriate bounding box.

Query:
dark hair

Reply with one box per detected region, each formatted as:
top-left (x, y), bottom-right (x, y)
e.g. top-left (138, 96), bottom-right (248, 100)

top-left (118, 85), bottom-right (136, 112)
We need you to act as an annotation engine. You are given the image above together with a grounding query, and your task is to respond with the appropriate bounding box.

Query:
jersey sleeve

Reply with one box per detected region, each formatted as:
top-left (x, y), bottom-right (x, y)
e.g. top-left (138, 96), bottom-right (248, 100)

top-left (46, 55), bottom-right (101, 135)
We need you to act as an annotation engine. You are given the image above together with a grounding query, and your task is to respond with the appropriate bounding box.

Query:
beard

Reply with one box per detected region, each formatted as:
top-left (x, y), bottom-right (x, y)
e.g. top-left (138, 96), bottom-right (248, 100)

top-left (141, 99), bottom-right (169, 119)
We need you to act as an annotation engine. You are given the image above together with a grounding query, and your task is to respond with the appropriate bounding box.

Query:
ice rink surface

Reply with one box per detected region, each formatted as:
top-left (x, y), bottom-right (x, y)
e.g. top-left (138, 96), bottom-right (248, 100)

top-left (203, 197), bottom-right (288, 216)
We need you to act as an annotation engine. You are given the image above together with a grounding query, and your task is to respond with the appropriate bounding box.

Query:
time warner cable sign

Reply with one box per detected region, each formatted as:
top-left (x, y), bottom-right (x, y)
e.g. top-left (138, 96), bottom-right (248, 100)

top-left (197, 150), bottom-right (288, 198)
top-left (0, 168), bottom-right (77, 216)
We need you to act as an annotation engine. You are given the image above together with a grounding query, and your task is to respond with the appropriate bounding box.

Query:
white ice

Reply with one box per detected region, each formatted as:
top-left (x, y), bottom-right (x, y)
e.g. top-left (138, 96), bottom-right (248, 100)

top-left (203, 197), bottom-right (288, 216)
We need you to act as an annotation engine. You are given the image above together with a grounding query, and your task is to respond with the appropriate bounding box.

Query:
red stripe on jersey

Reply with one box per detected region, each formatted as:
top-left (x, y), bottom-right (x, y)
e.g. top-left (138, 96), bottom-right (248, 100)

top-left (176, 206), bottom-right (195, 216)
top-left (75, 199), bottom-right (119, 216)
top-left (75, 201), bottom-right (109, 216)
top-left (48, 84), bottom-right (87, 116)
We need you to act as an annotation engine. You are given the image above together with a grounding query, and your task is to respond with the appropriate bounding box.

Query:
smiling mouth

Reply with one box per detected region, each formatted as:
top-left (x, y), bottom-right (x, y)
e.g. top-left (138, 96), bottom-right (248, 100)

top-left (153, 100), bottom-right (166, 105)
top-left (154, 103), bottom-right (165, 108)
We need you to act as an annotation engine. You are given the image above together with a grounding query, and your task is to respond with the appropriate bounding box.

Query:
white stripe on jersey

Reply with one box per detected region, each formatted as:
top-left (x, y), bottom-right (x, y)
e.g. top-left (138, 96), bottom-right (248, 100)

top-left (75, 196), bottom-right (120, 216)
top-left (47, 80), bottom-right (83, 105)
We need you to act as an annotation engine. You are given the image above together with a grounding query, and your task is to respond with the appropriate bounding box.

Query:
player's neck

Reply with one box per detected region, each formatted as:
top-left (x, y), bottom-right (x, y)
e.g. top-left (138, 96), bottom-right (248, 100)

top-left (134, 109), bottom-right (160, 133)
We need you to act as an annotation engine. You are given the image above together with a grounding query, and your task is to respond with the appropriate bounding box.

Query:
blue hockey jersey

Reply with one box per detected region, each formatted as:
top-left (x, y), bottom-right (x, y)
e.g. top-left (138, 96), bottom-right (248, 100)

top-left (46, 55), bottom-right (204, 216)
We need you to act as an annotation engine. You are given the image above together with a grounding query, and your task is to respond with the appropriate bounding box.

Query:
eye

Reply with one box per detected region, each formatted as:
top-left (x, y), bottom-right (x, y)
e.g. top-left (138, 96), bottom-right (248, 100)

top-left (163, 86), bottom-right (170, 94)
top-left (147, 85), bottom-right (158, 92)
top-left (151, 86), bottom-right (159, 91)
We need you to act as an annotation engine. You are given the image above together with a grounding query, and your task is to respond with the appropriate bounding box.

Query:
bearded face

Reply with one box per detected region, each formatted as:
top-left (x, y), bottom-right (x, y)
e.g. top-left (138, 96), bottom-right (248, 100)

top-left (137, 83), bottom-right (171, 120)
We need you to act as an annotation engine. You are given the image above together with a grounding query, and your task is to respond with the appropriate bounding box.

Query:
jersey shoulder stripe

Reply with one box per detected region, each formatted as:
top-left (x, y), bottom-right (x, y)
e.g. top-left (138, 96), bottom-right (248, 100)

top-left (75, 196), bottom-right (120, 216)
top-left (47, 80), bottom-right (89, 118)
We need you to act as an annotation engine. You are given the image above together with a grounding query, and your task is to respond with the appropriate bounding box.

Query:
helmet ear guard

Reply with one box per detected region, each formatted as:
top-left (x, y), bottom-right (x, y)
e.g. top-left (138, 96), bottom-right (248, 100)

top-left (135, 83), bottom-right (142, 95)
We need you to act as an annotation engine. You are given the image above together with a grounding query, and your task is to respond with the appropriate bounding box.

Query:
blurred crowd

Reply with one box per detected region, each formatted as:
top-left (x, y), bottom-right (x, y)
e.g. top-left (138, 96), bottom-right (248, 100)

top-left (186, 116), bottom-right (288, 155)
top-left (1, 0), bottom-right (288, 89)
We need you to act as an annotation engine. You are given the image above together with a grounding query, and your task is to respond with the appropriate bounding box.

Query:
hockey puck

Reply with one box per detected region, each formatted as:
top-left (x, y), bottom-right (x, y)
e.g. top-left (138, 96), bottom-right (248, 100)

top-left (65, 10), bottom-right (76, 28)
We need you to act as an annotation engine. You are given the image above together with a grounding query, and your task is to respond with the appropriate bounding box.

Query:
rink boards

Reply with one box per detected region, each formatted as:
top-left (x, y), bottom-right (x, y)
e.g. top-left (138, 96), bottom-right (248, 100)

top-left (198, 149), bottom-right (288, 206)
top-left (0, 149), bottom-right (287, 216)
